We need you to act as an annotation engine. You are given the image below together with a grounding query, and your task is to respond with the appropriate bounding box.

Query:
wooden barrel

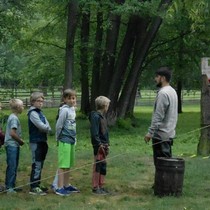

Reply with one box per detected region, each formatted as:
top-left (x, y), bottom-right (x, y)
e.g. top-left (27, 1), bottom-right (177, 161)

top-left (154, 157), bottom-right (185, 197)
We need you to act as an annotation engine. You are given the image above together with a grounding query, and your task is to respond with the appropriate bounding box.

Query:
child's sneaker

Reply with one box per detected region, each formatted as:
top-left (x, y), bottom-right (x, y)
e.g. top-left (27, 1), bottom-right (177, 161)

top-left (6, 188), bottom-right (17, 194)
top-left (64, 185), bottom-right (80, 193)
top-left (0, 185), bottom-right (5, 192)
top-left (51, 184), bottom-right (57, 192)
top-left (29, 187), bottom-right (47, 195)
top-left (92, 188), bottom-right (108, 195)
top-left (100, 188), bottom-right (110, 194)
top-left (55, 188), bottom-right (71, 196)
top-left (40, 186), bottom-right (48, 192)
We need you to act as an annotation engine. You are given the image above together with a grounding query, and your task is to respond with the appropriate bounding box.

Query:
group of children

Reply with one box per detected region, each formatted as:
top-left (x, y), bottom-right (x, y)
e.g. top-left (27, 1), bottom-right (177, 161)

top-left (1, 89), bottom-right (111, 196)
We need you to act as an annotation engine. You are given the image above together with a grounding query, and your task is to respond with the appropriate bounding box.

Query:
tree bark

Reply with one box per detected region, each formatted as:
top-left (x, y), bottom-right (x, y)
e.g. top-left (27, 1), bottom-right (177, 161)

top-left (99, 0), bottom-right (125, 96)
top-left (197, 75), bottom-right (210, 156)
top-left (90, 7), bottom-right (104, 109)
top-left (80, 9), bottom-right (90, 114)
top-left (106, 15), bottom-right (138, 124)
top-left (177, 80), bottom-right (182, 113)
top-left (64, 0), bottom-right (79, 89)
top-left (117, 0), bottom-right (173, 118)
top-left (117, 18), bottom-right (161, 118)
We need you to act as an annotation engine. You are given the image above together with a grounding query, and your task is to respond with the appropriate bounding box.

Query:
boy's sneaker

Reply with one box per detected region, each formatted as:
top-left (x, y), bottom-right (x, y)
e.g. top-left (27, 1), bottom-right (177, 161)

top-left (100, 188), bottom-right (110, 194)
top-left (6, 188), bottom-right (17, 194)
top-left (64, 185), bottom-right (80, 193)
top-left (0, 185), bottom-right (5, 192)
top-left (55, 188), bottom-right (71, 196)
top-left (51, 184), bottom-right (57, 192)
top-left (29, 187), bottom-right (47, 195)
top-left (40, 186), bottom-right (48, 192)
top-left (92, 188), bottom-right (108, 195)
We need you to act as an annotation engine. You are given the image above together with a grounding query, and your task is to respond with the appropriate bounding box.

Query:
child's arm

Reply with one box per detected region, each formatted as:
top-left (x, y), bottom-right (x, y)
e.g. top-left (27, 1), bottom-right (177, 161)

top-left (30, 111), bottom-right (51, 133)
top-left (56, 109), bottom-right (67, 140)
top-left (10, 128), bottom-right (24, 146)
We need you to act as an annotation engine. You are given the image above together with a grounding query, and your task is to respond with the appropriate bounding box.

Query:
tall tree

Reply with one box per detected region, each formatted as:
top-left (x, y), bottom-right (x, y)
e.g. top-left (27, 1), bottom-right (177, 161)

top-left (197, 74), bottom-right (210, 155)
top-left (80, 5), bottom-right (90, 114)
top-left (117, 0), bottom-right (173, 119)
top-left (99, 0), bottom-right (125, 96)
top-left (90, 2), bottom-right (104, 108)
top-left (64, 0), bottom-right (79, 89)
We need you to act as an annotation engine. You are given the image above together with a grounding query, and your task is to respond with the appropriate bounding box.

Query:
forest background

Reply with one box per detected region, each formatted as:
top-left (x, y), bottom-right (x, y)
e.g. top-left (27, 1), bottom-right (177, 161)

top-left (1, 0), bottom-right (210, 120)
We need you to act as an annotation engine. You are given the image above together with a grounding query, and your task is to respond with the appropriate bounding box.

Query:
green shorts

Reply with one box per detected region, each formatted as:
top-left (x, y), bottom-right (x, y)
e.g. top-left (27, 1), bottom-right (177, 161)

top-left (58, 142), bottom-right (75, 168)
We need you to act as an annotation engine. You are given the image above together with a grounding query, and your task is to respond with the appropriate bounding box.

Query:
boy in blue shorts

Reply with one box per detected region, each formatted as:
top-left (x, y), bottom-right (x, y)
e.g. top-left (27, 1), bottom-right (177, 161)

top-left (55, 89), bottom-right (79, 196)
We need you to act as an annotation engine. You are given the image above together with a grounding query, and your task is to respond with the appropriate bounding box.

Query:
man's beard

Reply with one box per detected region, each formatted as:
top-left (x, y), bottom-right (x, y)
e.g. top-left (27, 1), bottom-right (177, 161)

top-left (156, 81), bottom-right (162, 88)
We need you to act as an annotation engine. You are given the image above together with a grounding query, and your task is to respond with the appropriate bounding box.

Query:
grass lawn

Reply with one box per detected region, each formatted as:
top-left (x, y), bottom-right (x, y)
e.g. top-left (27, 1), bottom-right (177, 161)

top-left (0, 104), bottom-right (209, 210)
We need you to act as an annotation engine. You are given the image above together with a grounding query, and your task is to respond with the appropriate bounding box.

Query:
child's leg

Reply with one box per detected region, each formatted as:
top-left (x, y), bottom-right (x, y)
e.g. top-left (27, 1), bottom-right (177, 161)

top-left (57, 168), bottom-right (64, 189)
top-left (52, 169), bottom-right (58, 189)
top-left (5, 146), bottom-right (19, 189)
top-left (99, 161), bottom-right (106, 188)
top-left (63, 169), bottom-right (70, 187)
top-left (99, 174), bottom-right (105, 188)
top-left (92, 156), bottom-right (100, 189)
top-left (30, 142), bottom-right (48, 189)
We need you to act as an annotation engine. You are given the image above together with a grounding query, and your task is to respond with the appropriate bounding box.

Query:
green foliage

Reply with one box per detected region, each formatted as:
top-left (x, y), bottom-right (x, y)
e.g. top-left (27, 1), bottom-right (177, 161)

top-left (113, 0), bottom-right (160, 17)
top-left (116, 117), bottom-right (133, 130)
top-left (141, 0), bottom-right (210, 90)
top-left (1, 0), bottom-right (210, 91)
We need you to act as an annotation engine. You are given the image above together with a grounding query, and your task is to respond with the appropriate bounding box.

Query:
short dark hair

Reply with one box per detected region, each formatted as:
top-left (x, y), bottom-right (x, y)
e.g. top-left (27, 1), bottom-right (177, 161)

top-left (155, 67), bottom-right (172, 82)
top-left (62, 89), bottom-right (76, 99)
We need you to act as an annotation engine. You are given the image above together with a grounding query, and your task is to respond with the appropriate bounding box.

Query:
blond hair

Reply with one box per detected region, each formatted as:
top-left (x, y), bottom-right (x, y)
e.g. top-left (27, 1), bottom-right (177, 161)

top-left (30, 92), bottom-right (44, 105)
top-left (9, 99), bottom-right (23, 111)
top-left (95, 96), bottom-right (110, 110)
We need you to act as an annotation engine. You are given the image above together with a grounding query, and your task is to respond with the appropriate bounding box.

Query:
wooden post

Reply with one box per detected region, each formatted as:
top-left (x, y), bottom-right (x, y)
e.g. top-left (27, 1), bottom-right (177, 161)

top-left (197, 58), bottom-right (210, 155)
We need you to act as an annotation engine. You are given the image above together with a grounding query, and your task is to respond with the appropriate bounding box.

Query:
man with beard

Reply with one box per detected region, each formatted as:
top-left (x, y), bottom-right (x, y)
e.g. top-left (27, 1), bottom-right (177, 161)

top-left (144, 67), bottom-right (178, 166)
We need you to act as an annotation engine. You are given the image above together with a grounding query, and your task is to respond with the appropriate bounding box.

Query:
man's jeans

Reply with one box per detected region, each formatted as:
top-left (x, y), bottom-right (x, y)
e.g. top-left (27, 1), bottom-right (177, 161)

top-left (5, 145), bottom-right (20, 189)
top-left (152, 138), bottom-right (172, 166)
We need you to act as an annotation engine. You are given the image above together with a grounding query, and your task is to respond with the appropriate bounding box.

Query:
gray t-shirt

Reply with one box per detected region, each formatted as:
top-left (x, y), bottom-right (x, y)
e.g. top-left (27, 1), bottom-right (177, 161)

top-left (4, 113), bottom-right (22, 147)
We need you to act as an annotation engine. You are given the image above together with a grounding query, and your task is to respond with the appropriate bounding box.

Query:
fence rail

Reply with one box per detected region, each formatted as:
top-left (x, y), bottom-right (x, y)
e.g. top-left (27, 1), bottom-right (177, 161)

top-left (0, 88), bottom-right (201, 108)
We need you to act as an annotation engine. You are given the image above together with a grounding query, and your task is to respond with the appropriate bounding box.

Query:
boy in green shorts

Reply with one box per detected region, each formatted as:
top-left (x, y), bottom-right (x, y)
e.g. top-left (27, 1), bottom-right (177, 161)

top-left (55, 89), bottom-right (79, 196)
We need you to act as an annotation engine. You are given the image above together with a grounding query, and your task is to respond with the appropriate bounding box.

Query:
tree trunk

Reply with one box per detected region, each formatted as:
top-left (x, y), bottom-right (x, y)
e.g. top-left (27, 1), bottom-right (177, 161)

top-left (117, 18), bottom-right (162, 118)
top-left (177, 80), bottom-right (182, 113)
top-left (90, 8), bottom-right (104, 109)
top-left (99, 0), bottom-right (125, 96)
top-left (64, 0), bottom-right (79, 89)
top-left (106, 15), bottom-right (138, 124)
top-left (126, 78), bottom-right (139, 118)
top-left (124, 17), bottom-right (149, 118)
top-left (80, 9), bottom-right (90, 114)
top-left (197, 75), bottom-right (210, 156)
top-left (117, 0), bottom-right (173, 118)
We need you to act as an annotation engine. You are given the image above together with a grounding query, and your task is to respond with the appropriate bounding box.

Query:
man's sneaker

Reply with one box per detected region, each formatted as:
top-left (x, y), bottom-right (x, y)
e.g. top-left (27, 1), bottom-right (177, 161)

top-left (64, 185), bottom-right (80, 193)
top-left (55, 188), bottom-right (71, 196)
top-left (29, 187), bottom-right (47, 195)
top-left (6, 188), bottom-right (17, 194)
top-left (92, 188), bottom-right (108, 195)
